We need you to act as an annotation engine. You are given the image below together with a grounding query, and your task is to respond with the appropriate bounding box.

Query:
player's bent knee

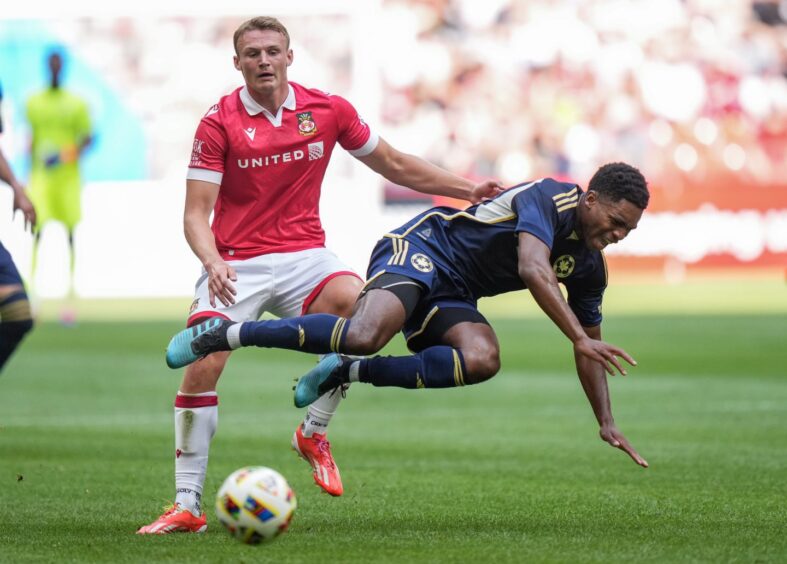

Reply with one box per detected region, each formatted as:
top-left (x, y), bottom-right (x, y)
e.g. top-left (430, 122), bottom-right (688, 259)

top-left (462, 348), bottom-right (501, 385)
top-left (329, 294), bottom-right (357, 318)
top-left (344, 333), bottom-right (386, 356)
top-left (344, 324), bottom-right (389, 356)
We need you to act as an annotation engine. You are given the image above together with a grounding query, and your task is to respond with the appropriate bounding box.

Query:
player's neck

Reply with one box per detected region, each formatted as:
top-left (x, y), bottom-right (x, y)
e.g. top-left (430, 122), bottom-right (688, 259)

top-left (247, 83), bottom-right (289, 115)
top-left (574, 193), bottom-right (587, 239)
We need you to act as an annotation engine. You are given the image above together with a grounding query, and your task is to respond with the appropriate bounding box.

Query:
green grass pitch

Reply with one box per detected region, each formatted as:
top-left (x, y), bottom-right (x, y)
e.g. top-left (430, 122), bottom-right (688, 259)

top-left (1, 286), bottom-right (786, 562)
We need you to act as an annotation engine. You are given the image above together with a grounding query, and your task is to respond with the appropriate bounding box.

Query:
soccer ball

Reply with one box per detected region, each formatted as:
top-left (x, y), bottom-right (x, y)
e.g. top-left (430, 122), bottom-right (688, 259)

top-left (215, 466), bottom-right (297, 544)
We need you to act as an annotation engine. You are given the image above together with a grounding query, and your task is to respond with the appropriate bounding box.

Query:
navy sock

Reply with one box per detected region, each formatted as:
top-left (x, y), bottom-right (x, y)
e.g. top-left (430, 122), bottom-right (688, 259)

top-left (238, 315), bottom-right (349, 354)
top-left (357, 346), bottom-right (466, 389)
top-left (0, 319), bottom-right (34, 373)
top-left (0, 290), bottom-right (33, 374)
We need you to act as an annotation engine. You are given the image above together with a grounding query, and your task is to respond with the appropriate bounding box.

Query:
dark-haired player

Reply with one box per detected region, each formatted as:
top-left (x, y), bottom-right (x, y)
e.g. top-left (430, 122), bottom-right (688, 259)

top-left (167, 162), bottom-right (651, 470)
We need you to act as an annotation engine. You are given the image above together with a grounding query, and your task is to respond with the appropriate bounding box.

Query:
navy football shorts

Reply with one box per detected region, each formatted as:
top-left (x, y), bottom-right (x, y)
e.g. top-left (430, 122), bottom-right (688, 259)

top-left (364, 236), bottom-right (489, 351)
top-left (0, 242), bottom-right (23, 286)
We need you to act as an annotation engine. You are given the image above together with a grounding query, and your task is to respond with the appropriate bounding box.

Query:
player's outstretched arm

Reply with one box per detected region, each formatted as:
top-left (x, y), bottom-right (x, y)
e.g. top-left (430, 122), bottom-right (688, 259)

top-left (356, 138), bottom-right (503, 203)
top-left (575, 325), bottom-right (648, 468)
top-left (184, 179), bottom-right (237, 307)
top-left (516, 232), bottom-right (635, 375)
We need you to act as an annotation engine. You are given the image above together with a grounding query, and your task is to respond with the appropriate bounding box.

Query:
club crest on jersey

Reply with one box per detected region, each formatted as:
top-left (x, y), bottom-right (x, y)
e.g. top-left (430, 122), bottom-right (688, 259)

top-left (411, 253), bottom-right (434, 273)
top-left (553, 255), bottom-right (576, 278)
top-left (189, 298), bottom-right (200, 314)
top-left (297, 112), bottom-right (317, 136)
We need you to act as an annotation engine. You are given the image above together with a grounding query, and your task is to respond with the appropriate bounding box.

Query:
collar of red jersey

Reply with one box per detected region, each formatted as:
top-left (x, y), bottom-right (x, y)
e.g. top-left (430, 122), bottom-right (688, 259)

top-left (240, 84), bottom-right (296, 117)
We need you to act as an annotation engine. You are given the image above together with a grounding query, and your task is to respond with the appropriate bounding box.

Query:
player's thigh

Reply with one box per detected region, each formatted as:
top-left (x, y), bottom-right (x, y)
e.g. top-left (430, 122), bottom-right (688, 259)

top-left (342, 288), bottom-right (409, 354)
top-left (306, 274), bottom-right (363, 317)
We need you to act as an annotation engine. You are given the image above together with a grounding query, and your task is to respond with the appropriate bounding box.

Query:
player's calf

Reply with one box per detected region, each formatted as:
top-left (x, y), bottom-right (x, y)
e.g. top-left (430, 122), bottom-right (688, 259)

top-left (294, 346), bottom-right (483, 407)
top-left (0, 289), bottom-right (34, 373)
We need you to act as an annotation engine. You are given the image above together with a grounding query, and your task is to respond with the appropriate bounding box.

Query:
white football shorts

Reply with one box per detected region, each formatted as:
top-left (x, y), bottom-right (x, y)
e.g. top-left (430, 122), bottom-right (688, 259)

top-left (187, 247), bottom-right (361, 326)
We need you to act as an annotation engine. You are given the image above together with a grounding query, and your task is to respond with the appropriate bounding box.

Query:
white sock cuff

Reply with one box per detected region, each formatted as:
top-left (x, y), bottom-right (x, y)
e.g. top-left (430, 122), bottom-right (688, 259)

top-left (226, 323), bottom-right (243, 349)
top-left (348, 361), bottom-right (360, 383)
top-left (308, 404), bottom-right (336, 418)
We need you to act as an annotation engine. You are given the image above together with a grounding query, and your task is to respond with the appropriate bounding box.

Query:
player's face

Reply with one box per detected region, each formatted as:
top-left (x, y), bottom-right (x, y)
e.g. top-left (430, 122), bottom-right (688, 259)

top-left (233, 29), bottom-right (293, 99)
top-left (580, 192), bottom-right (643, 251)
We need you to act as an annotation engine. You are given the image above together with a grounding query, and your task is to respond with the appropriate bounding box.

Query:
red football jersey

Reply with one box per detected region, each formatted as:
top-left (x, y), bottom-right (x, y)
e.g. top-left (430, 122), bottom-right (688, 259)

top-left (187, 82), bottom-right (378, 260)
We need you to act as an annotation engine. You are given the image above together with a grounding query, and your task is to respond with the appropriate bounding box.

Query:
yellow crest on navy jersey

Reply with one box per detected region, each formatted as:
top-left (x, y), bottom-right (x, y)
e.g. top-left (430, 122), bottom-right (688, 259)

top-left (553, 255), bottom-right (575, 278)
top-left (297, 112), bottom-right (317, 136)
top-left (411, 253), bottom-right (433, 273)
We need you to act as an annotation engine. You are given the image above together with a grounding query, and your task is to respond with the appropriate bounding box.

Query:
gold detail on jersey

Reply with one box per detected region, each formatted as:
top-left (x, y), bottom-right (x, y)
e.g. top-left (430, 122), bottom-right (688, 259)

top-left (416, 373), bottom-right (425, 389)
top-left (553, 187), bottom-right (579, 213)
top-left (383, 206), bottom-right (515, 241)
top-left (298, 325), bottom-right (305, 348)
top-left (387, 238), bottom-right (409, 266)
top-left (410, 253), bottom-right (433, 273)
top-left (330, 318), bottom-right (347, 352)
top-left (556, 200), bottom-right (578, 213)
top-left (452, 349), bottom-right (465, 386)
top-left (552, 187), bottom-right (578, 201)
top-left (553, 255), bottom-right (576, 278)
top-left (567, 230), bottom-right (579, 240)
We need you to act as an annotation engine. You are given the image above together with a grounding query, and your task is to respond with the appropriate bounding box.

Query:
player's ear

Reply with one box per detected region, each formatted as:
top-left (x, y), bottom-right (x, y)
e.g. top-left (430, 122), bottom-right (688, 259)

top-left (233, 55), bottom-right (241, 71)
top-left (584, 190), bottom-right (598, 207)
top-left (286, 49), bottom-right (293, 67)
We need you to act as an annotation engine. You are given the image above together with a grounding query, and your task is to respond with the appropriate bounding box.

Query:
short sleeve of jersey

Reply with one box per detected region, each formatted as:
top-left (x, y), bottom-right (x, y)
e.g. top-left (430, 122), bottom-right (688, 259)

top-left (189, 110), bottom-right (227, 176)
top-left (512, 182), bottom-right (559, 249)
top-left (329, 95), bottom-right (377, 157)
top-left (564, 258), bottom-right (606, 327)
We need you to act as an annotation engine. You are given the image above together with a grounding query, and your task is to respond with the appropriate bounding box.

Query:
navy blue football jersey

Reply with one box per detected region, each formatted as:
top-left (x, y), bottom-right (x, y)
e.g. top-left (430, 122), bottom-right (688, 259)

top-left (379, 178), bottom-right (607, 327)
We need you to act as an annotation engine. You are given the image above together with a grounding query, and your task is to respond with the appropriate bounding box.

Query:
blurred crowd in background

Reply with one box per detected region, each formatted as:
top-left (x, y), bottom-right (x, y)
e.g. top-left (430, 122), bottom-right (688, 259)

top-left (12, 0), bottom-right (785, 197)
top-left (376, 0), bottom-right (787, 202)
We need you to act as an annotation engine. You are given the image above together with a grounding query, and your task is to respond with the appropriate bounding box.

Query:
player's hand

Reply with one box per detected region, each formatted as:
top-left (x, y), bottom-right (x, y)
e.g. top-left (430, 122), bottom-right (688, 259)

top-left (12, 186), bottom-right (37, 232)
top-left (600, 424), bottom-right (648, 468)
top-left (44, 152), bottom-right (61, 168)
top-left (43, 145), bottom-right (78, 168)
top-left (574, 336), bottom-right (636, 376)
top-left (205, 260), bottom-right (237, 308)
top-left (468, 180), bottom-right (504, 204)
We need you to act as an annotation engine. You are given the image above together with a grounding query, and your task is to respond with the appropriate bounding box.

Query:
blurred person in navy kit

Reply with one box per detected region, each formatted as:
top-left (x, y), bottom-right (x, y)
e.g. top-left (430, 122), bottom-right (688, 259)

top-left (0, 81), bottom-right (36, 374)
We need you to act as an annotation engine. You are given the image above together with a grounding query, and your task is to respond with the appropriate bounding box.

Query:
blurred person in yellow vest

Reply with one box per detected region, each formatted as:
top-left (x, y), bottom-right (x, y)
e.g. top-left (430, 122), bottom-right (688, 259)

top-left (26, 50), bottom-right (92, 322)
